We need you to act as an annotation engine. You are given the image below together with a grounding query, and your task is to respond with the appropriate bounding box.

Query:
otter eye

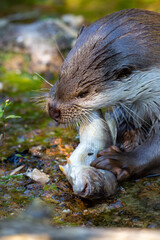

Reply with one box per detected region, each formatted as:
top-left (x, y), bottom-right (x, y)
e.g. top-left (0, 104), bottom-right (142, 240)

top-left (77, 91), bottom-right (89, 98)
top-left (117, 67), bottom-right (132, 79)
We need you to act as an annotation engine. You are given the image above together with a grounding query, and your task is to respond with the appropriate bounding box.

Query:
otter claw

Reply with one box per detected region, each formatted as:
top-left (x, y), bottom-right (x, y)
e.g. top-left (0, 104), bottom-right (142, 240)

top-left (98, 145), bottom-right (121, 157)
top-left (116, 169), bottom-right (130, 181)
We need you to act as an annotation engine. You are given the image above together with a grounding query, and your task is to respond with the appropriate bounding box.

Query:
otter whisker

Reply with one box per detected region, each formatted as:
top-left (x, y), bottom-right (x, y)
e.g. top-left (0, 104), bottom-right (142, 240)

top-left (35, 72), bottom-right (53, 87)
top-left (86, 109), bottom-right (111, 133)
top-left (82, 111), bottom-right (106, 135)
top-left (121, 103), bottom-right (150, 135)
top-left (121, 104), bottom-right (143, 130)
top-left (112, 106), bottom-right (120, 127)
top-left (120, 104), bottom-right (139, 124)
top-left (33, 88), bottom-right (51, 92)
top-left (31, 94), bottom-right (49, 101)
top-left (53, 37), bottom-right (65, 61)
top-left (121, 103), bottom-right (151, 128)
top-left (119, 106), bottom-right (130, 127)
top-left (31, 89), bottom-right (49, 112)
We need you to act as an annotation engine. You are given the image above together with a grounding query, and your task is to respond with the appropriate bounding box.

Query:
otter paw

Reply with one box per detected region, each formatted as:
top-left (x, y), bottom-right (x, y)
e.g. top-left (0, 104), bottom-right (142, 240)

top-left (91, 146), bottom-right (131, 181)
top-left (97, 145), bottom-right (121, 157)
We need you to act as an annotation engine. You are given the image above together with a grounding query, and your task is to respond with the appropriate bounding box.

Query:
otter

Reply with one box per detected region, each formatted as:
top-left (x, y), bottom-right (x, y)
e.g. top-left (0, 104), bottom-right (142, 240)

top-left (47, 9), bottom-right (160, 182)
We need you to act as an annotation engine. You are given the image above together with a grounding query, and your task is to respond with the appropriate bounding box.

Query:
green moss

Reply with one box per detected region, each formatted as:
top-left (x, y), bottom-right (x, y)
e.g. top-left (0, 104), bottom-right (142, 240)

top-left (43, 183), bottom-right (58, 191)
top-left (1, 71), bottom-right (42, 94)
top-left (0, 174), bottom-right (25, 180)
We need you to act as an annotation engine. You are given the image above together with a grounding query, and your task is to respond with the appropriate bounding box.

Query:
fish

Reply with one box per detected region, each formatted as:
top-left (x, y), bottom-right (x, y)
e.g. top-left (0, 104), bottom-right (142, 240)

top-left (59, 110), bottom-right (118, 199)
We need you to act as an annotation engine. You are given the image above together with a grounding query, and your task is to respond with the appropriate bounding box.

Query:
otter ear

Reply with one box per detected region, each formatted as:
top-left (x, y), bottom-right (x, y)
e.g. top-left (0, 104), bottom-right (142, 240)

top-left (77, 25), bottom-right (86, 38)
top-left (117, 67), bottom-right (133, 79)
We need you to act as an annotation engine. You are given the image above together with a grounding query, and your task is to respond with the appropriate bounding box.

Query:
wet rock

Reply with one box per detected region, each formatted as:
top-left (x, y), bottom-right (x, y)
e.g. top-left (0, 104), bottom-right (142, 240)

top-left (62, 209), bottom-right (71, 214)
top-left (108, 199), bottom-right (123, 209)
top-left (62, 14), bottom-right (84, 30)
top-left (23, 190), bottom-right (32, 197)
top-left (29, 145), bottom-right (46, 157)
top-left (25, 168), bottom-right (50, 184)
top-left (26, 183), bottom-right (42, 190)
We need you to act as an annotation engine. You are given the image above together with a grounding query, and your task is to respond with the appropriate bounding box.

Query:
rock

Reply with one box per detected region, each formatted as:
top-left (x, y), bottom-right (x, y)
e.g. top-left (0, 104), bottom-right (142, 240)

top-left (0, 18), bottom-right (9, 28)
top-left (25, 168), bottom-right (50, 184)
top-left (61, 14), bottom-right (84, 30)
top-left (29, 145), bottom-right (46, 157)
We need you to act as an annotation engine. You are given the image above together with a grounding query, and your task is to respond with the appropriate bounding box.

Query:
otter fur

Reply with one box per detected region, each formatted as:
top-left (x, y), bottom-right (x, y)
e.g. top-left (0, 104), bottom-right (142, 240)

top-left (48, 9), bottom-right (160, 181)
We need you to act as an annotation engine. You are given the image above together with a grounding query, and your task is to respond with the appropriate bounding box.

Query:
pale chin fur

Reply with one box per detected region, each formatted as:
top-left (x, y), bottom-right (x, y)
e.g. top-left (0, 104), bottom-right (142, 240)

top-left (80, 68), bottom-right (160, 126)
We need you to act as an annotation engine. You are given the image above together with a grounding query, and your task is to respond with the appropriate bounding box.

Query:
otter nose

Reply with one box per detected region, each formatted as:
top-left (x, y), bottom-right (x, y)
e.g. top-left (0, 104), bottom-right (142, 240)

top-left (48, 102), bottom-right (61, 122)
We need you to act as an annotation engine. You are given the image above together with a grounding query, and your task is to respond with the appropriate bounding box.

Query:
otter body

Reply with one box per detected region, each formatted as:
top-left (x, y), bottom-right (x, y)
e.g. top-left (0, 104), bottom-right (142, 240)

top-left (48, 9), bottom-right (160, 181)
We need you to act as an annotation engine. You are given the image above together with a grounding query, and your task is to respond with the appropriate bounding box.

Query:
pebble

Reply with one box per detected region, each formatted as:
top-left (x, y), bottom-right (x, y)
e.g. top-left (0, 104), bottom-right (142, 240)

top-left (62, 209), bottom-right (71, 214)
top-left (25, 168), bottom-right (50, 184)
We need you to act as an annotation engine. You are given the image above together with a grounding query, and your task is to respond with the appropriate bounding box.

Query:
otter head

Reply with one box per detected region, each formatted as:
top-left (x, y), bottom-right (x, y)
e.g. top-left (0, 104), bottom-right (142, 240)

top-left (48, 9), bottom-right (160, 124)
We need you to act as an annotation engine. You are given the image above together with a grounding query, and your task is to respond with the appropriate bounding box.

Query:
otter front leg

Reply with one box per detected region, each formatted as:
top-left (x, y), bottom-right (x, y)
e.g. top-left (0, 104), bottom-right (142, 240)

top-left (91, 124), bottom-right (160, 181)
top-left (91, 146), bottom-right (131, 181)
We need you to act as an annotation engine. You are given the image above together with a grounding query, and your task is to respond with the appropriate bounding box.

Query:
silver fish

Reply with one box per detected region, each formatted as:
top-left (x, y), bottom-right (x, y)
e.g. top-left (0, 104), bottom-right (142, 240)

top-left (59, 110), bottom-right (117, 199)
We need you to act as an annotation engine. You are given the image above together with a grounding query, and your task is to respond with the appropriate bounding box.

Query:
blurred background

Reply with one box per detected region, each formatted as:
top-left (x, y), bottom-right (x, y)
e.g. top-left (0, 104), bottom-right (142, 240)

top-left (0, 0), bottom-right (160, 21)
